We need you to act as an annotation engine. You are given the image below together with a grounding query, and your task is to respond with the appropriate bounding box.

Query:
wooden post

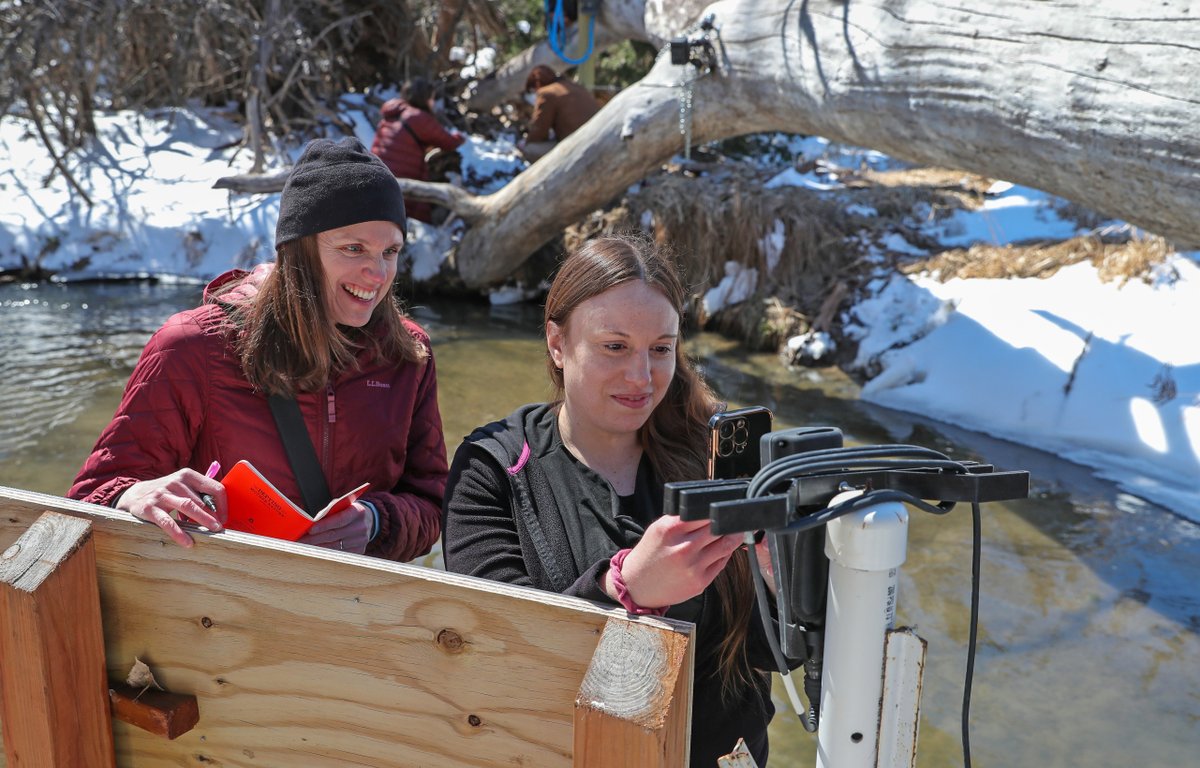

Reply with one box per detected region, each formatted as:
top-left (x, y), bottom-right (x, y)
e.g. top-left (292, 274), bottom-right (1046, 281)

top-left (0, 512), bottom-right (115, 767)
top-left (574, 618), bottom-right (693, 767)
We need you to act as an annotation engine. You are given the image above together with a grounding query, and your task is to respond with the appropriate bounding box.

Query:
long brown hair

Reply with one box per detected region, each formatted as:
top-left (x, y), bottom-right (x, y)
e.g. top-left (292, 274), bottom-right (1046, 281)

top-left (525, 64), bottom-right (559, 92)
top-left (544, 233), bottom-right (759, 699)
top-left (222, 235), bottom-right (426, 396)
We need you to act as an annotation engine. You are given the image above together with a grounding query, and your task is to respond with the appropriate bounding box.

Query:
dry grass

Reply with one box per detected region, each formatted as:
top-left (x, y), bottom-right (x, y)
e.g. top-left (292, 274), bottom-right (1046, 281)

top-left (564, 160), bottom-right (1174, 352)
top-left (566, 165), bottom-right (868, 348)
top-left (901, 233), bottom-right (1172, 285)
top-left (849, 167), bottom-right (993, 208)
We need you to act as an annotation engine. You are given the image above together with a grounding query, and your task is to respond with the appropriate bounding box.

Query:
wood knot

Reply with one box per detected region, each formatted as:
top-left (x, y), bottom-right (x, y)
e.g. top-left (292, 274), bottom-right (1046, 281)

top-left (436, 628), bottom-right (465, 653)
top-left (468, 714), bottom-right (482, 727)
top-left (200, 616), bottom-right (213, 629)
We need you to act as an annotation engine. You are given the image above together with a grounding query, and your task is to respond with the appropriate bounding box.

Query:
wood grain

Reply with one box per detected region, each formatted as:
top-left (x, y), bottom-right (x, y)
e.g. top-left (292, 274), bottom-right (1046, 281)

top-left (444, 0), bottom-right (1200, 287)
top-left (574, 618), bottom-right (694, 768)
top-left (0, 511), bottom-right (116, 767)
top-left (0, 487), bottom-right (693, 767)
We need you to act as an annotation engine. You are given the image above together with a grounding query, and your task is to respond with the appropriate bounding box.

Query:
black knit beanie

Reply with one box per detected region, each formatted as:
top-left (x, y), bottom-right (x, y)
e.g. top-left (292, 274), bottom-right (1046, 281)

top-left (274, 136), bottom-right (407, 247)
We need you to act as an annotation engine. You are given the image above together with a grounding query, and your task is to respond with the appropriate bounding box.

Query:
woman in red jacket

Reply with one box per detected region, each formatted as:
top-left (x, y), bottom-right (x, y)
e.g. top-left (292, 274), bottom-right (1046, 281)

top-left (69, 137), bottom-right (448, 561)
top-left (371, 77), bottom-right (465, 223)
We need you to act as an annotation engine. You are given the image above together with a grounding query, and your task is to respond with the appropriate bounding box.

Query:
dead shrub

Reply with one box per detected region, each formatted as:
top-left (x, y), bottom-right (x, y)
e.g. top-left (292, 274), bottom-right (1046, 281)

top-left (646, 171), bottom-right (859, 306)
top-left (560, 163), bottom-right (1027, 349)
top-left (561, 160), bottom-right (1176, 351)
top-left (902, 233), bottom-right (1172, 285)
top-left (1, 1), bottom-right (431, 153)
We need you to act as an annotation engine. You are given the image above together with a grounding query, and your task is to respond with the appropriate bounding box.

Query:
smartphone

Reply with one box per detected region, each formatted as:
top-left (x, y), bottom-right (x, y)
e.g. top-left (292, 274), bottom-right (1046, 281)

top-left (707, 406), bottom-right (773, 480)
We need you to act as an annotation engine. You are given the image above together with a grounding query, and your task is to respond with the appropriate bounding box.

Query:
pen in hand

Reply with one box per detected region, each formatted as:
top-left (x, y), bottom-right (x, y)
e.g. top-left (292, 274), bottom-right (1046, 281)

top-left (201, 460), bottom-right (220, 515)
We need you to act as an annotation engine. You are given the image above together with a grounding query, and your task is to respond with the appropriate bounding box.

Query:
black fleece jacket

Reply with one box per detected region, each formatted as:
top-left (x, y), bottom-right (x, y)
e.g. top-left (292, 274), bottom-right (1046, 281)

top-left (442, 402), bottom-right (778, 767)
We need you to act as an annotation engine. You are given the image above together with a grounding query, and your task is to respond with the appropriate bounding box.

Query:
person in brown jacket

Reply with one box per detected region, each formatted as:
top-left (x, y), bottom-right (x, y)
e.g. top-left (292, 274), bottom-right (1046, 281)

top-left (518, 65), bottom-right (600, 162)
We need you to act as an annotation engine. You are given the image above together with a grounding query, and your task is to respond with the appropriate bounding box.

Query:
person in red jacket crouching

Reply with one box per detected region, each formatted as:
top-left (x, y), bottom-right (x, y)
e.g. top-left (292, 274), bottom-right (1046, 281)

top-left (370, 77), bottom-right (465, 224)
top-left (69, 137), bottom-right (449, 561)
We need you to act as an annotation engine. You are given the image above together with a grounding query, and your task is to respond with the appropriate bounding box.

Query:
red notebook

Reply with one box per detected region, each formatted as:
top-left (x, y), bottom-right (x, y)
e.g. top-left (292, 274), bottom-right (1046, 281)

top-left (221, 459), bottom-right (370, 541)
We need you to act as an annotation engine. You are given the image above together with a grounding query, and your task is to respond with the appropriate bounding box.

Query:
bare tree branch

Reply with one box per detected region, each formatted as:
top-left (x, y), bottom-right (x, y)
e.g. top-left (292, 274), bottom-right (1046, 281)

top-left (264, 11), bottom-right (373, 115)
top-left (212, 171), bottom-right (487, 223)
top-left (24, 89), bottom-right (93, 207)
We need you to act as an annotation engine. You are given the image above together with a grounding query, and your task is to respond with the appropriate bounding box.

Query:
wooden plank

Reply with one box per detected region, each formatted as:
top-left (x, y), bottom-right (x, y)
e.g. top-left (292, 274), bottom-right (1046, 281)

top-left (573, 618), bottom-right (694, 768)
top-left (0, 511), bottom-right (116, 767)
top-left (0, 487), bottom-right (693, 767)
top-left (108, 683), bottom-right (199, 740)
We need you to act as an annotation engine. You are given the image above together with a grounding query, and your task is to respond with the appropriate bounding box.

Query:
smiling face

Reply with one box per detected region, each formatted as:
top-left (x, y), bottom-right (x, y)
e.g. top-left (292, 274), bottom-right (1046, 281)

top-left (315, 220), bottom-right (404, 327)
top-left (547, 280), bottom-right (679, 444)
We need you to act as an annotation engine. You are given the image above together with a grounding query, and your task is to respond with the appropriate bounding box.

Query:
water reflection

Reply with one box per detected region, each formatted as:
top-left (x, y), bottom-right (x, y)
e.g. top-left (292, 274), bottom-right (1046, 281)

top-left (0, 281), bottom-right (1196, 767)
top-left (0, 280), bottom-right (209, 489)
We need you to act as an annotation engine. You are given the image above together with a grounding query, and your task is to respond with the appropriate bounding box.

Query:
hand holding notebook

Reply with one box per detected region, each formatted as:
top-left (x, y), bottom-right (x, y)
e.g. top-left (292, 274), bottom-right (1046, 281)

top-left (221, 459), bottom-right (370, 542)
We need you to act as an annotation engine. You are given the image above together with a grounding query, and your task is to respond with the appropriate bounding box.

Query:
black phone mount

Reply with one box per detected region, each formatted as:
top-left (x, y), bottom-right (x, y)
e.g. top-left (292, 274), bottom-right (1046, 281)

top-left (666, 427), bottom-right (846, 672)
top-left (706, 459), bottom-right (1030, 535)
top-left (664, 425), bottom-right (1031, 689)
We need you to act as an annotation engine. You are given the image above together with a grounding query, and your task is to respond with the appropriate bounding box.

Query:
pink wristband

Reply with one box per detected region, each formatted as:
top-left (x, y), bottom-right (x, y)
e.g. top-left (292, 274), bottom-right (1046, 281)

top-left (608, 548), bottom-right (668, 617)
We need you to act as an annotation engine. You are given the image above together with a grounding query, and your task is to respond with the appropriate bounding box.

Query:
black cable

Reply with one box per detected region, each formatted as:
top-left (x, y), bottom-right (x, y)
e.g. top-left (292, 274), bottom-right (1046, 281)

top-left (962, 499), bottom-right (982, 768)
top-left (749, 444), bottom-right (959, 496)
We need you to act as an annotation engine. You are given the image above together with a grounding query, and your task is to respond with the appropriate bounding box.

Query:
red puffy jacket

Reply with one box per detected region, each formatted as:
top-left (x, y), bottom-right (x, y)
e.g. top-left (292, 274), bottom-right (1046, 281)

top-left (371, 99), bottom-right (465, 223)
top-left (68, 266), bottom-right (448, 562)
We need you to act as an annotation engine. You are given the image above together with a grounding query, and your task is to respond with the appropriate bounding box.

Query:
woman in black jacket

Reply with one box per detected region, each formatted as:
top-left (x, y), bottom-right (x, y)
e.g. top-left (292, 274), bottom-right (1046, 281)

top-left (442, 234), bottom-right (780, 766)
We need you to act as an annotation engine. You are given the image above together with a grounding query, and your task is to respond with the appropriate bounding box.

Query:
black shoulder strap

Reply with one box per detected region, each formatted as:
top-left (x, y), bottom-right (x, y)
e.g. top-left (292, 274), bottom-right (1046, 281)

top-left (400, 120), bottom-right (421, 145)
top-left (267, 394), bottom-right (332, 516)
top-left (474, 428), bottom-right (574, 593)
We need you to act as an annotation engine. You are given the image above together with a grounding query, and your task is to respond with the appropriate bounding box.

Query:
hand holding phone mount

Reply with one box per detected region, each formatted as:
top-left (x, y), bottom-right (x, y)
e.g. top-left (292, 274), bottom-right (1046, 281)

top-left (665, 424), bottom-right (1030, 766)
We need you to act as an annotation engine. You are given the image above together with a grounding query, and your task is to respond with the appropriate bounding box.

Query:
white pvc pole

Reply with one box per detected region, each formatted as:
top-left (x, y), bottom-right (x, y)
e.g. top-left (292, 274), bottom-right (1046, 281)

top-left (816, 491), bottom-right (910, 768)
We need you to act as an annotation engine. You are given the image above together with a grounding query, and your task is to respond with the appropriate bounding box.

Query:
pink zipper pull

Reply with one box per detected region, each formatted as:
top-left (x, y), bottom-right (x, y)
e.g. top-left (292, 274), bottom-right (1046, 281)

top-left (327, 385), bottom-right (336, 424)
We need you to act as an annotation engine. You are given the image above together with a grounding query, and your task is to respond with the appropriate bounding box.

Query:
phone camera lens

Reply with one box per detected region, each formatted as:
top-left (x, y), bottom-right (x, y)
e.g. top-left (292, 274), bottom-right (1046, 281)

top-left (719, 421), bottom-right (735, 439)
top-left (719, 437), bottom-right (734, 457)
top-left (733, 426), bottom-right (749, 452)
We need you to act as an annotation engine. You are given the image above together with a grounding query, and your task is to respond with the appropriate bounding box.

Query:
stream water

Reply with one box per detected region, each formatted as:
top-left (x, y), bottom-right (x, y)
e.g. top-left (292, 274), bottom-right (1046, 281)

top-left (1, 280), bottom-right (1196, 767)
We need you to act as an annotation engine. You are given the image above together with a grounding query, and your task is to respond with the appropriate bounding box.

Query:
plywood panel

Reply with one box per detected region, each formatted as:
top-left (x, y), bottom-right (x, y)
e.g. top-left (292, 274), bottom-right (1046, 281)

top-left (0, 487), bottom-right (693, 767)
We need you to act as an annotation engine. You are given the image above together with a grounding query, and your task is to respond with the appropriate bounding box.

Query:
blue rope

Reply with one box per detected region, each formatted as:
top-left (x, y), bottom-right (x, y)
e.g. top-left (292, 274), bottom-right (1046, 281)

top-left (545, 0), bottom-right (596, 65)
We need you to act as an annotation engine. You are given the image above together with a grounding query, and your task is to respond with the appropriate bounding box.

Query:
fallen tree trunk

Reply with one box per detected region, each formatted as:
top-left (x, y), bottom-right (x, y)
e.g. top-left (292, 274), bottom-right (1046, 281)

top-left (216, 0), bottom-right (1200, 290)
top-left (449, 0), bottom-right (1200, 286)
top-left (212, 172), bottom-right (488, 223)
